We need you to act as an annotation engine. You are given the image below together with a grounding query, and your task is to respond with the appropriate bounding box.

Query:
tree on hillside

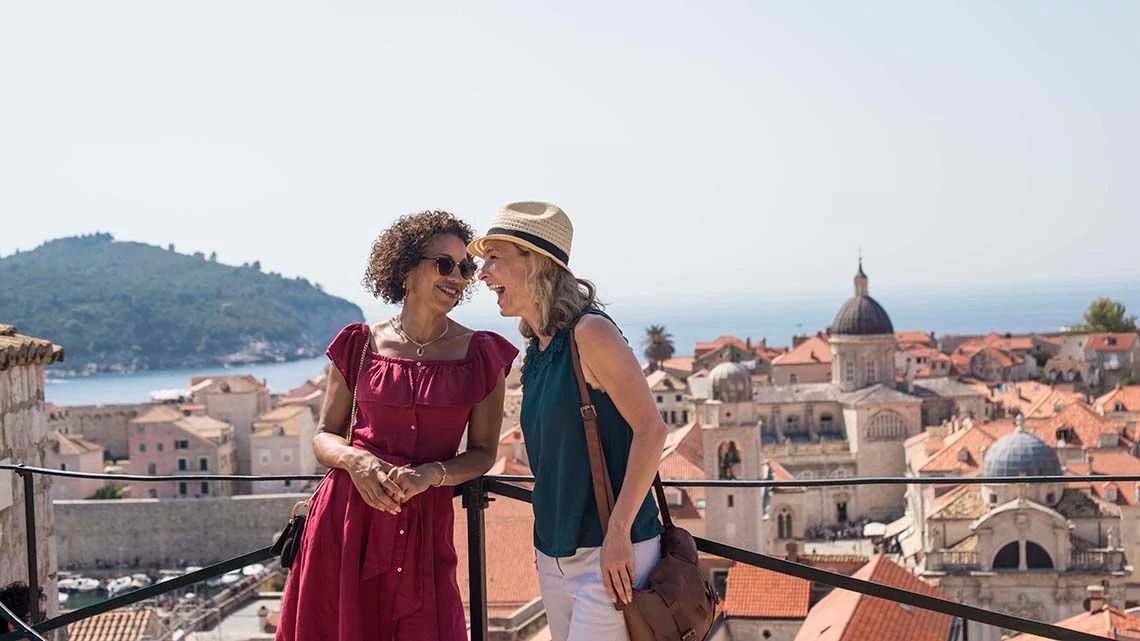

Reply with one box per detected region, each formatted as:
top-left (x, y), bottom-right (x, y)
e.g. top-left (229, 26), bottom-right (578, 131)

top-left (642, 324), bottom-right (675, 372)
top-left (1069, 298), bottom-right (1138, 333)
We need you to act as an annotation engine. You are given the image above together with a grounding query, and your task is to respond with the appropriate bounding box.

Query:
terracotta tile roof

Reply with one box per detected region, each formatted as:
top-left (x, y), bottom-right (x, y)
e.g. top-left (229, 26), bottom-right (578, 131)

top-left (175, 414), bottom-right (234, 439)
top-left (1097, 386), bottom-right (1140, 414)
top-left (0, 324), bottom-right (64, 371)
top-left (773, 336), bottom-right (832, 366)
top-left (1084, 333), bottom-right (1140, 352)
top-left (918, 421), bottom-right (1015, 476)
top-left (800, 554), bottom-right (870, 576)
top-left (768, 459), bottom-right (795, 481)
top-left (48, 430), bottom-right (103, 456)
top-left (1025, 402), bottom-right (1127, 449)
top-left (695, 336), bottom-right (751, 355)
top-left (793, 556), bottom-right (953, 641)
top-left (253, 405), bottom-right (310, 437)
top-left (189, 374), bottom-right (269, 394)
top-left (67, 608), bottom-right (165, 641)
top-left (896, 331), bottom-right (936, 347)
top-left (646, 369), bottom-right (688, 393)
top-left (454, 496), bottom-right (541, 618)
top-left (724, 563), bottom-right (811, 618)
top-left (660, 355), bottom-right (695, 374)
top-left (660, 424), bottom-right (706, 505)
top-left (928, 484), bottom-right (985, 520)
top-left (1066, 449), bottom-right (1140, 507)
top-left (1007, 604), bottom-right (1140, 641)
top-left (130, 405), bottom-right (187, 424)
top-left (1021, 387), bottom-right (1087, 419)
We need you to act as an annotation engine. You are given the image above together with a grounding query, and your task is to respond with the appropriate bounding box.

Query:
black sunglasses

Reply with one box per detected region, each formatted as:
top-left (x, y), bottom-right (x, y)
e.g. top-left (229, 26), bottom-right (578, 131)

top-left (420, 255), bottom-right (477, 280)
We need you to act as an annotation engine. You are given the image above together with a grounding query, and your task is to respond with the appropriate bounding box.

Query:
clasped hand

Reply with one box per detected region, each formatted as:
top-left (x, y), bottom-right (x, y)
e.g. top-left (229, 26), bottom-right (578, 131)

top-left (347, 453), bottom-right (435, 514)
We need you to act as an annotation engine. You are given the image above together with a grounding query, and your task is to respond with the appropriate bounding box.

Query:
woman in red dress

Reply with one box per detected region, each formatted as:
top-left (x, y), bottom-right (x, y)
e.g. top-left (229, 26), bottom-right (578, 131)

top-left (275, 211), bottom-right (518, 641)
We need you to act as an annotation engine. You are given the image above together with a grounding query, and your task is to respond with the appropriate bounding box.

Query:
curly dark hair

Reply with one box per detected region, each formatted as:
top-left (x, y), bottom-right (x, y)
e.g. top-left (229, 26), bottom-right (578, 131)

top-left (0, 582), bottom-right (43, 633)
top-left (362, 210), bottom-right (477, 304)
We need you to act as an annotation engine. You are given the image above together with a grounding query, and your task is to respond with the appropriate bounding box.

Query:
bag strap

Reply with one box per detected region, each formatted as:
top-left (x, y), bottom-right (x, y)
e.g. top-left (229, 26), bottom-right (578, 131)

top-left (345, 323), bottom-right (371, 447)
top-left (301, 324), bottom-right (370, 506)
top-left (567, 323), bottom-right (673, 536)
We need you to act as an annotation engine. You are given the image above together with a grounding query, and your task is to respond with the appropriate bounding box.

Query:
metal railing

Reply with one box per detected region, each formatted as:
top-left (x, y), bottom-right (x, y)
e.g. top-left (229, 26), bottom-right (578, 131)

top-left (3, 463), bottom-right (1138, 641)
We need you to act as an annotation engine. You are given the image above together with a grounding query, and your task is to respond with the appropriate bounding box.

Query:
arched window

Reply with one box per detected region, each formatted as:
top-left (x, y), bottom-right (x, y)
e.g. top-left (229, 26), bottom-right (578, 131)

top-left (718, 441), bottom-right (742, 480)
top-left (993, 542), bottom-right (1020, 569)
top-left (1026, 542), bottom-right (1053, 569)
top-left (777, 508), bottom-right (793, 539)
top-left (867, 411), bottom-right (908, 441)
top-left (993, 541), bottom-right (1054, 570)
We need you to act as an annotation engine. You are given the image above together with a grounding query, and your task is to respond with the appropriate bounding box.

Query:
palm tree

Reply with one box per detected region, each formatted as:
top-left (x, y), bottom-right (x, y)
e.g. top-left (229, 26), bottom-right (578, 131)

top-left (643, 324), bottom-right (675, 372)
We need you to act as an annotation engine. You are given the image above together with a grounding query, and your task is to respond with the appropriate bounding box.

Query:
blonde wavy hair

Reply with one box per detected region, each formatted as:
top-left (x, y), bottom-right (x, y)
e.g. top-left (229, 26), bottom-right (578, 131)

top-left (518, 250), bottom-right (605, 340)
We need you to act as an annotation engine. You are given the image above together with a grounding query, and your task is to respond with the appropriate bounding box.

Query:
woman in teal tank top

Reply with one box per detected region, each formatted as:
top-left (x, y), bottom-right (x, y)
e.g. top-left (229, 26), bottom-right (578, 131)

top-left (468, 202), bottom-right (669, 641)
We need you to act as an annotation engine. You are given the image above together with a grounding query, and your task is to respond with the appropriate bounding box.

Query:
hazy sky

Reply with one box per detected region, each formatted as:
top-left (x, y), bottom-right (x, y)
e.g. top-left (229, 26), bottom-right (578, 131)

top-left (2, 1), bottom-right (1138, 323)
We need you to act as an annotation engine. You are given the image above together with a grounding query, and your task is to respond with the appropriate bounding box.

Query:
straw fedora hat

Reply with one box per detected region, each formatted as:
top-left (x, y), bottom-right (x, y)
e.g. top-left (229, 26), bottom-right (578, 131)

top-left (467, 201), bottom-right (573, 272)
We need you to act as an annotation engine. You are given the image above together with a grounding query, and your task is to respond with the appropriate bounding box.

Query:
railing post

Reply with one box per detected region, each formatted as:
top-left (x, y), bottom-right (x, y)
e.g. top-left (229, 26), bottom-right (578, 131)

top-left (463, 477), bottom-right (490, 641)
top-left (19, 468), bottom-right (42, 624)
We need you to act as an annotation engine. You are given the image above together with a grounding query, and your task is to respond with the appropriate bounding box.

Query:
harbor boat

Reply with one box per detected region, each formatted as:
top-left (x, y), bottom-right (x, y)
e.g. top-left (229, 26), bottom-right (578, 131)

top-left (58, 593), bottom-right (69, 606)
top-left (57, 578), bottom-right (79, 592)
top-left (73, 577), bottom-right (101, 592)
top-left (130, 574), bottom-right (153, 588)
top-left (219, 569), bottom-right (243, 585)
top-left (106, 576), bottom-right (134, 597)
top-left (241, 564), bottom-right (265, 577)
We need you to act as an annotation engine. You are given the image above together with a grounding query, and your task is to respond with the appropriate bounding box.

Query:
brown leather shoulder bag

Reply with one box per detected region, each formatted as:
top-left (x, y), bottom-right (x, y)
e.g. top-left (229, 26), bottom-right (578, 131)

top-left (568, 328), bottom-right (721, 641)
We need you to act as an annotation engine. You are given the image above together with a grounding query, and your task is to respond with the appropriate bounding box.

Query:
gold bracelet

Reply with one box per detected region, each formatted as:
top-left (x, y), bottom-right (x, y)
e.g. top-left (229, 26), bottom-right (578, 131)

top-left (432, 461), bottom-right (447, 487)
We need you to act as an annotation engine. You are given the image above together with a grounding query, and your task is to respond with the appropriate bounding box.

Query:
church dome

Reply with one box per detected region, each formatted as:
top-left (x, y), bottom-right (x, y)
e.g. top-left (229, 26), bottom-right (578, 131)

top-left (831, 262), bottom-right (894, 336)
top-left (709, 362), bottom-right (753, 403)
top-left (983, 424), bottom-right (1062, 478)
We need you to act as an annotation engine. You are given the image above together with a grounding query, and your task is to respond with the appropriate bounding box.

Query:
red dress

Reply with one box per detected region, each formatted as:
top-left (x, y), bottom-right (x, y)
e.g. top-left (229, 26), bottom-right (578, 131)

top-left (275, 322), bottom-right (518, 641)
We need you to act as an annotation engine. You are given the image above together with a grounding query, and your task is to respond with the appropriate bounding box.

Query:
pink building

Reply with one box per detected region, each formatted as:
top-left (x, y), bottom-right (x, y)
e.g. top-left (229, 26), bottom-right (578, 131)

top-left (128, 405), bottom-right (236, 499)
top-left (189, 375), bottom-right (272, 480)
top-left (250, 405), bottom-right (317, 494)
top-left (45, 431), bottom-right (106, 500)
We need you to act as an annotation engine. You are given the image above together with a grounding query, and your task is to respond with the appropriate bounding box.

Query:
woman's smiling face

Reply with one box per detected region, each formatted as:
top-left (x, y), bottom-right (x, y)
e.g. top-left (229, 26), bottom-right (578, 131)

top-left (477, 239), bottom-right (532, 317)
top-left (405, 233), bottom-right (472, 313)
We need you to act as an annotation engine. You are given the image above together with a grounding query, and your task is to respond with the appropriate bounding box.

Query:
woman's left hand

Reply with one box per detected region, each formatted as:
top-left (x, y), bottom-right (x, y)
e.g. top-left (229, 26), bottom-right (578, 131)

top-left (600, 529), bottom-right (635, 606)
top-left (388, 465), bottom-right (435, 503)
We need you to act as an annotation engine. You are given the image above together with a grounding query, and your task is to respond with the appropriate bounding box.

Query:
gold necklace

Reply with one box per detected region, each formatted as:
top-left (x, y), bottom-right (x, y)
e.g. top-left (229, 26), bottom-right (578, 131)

top-left (390, 316), bottom-right (449, 357)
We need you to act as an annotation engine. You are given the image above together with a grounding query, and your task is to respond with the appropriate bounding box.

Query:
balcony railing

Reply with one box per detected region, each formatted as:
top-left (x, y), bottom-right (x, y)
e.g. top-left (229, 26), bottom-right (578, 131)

top-left (3, 464), bottom-right (1138, 641)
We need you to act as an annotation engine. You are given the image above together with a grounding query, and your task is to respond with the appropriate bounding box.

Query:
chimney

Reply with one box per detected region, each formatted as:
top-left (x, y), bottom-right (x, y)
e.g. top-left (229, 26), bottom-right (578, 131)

top-left (746, 337), bottom-right (752, 350)
top-left (1087, 585), bottom-right (1105, 612)
top-left (785, 541), bottom-right (799, 563)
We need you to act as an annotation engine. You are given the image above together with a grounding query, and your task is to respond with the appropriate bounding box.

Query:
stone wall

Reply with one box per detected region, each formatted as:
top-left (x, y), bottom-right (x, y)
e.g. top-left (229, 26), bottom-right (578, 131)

top-left (0, 363), bottom-right (59, 620)
top-left (54, 493), bottom-right (304, 569)
top-left (62, 403), bottom-right (148, 460)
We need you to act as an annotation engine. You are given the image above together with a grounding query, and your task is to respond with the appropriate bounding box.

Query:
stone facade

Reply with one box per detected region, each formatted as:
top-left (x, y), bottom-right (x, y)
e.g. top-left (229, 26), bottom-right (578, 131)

top-left (0, 325), bottom-right (63, 625)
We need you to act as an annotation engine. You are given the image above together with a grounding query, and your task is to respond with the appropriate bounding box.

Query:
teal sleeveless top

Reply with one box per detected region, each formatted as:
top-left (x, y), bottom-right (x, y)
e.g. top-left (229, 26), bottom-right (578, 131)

top-left (520, 310), bottom-right (663, 557)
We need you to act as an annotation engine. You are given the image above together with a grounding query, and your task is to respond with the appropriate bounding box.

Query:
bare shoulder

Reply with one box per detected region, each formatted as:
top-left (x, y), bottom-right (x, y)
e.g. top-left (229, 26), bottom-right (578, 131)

top-left (573, 314), bottom-right (625, 351)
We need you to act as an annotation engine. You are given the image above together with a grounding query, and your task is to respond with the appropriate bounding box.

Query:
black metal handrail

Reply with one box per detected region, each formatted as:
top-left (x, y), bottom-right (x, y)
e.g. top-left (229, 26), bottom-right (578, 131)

top-left (0, 463), bottom-right (1128, 641)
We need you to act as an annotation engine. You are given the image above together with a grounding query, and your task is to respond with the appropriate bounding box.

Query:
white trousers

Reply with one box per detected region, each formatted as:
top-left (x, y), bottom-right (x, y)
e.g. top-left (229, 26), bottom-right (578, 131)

top-left (535, 537), bottom-right (661, 641)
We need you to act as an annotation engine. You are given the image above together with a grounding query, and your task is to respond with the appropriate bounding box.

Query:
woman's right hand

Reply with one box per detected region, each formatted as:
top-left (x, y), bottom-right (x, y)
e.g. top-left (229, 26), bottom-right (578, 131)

top-left (346, 451), bottom-right (405, 514)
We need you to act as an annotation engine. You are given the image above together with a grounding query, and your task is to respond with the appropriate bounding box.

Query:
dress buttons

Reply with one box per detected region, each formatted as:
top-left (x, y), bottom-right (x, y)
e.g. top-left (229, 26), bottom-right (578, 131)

top-left (411, 425), bottom-right (416, 431)
top-left (396, 567), bottom-right (403, 573)
top-left (415, 361), bottom-right (422, 367)
top-left (399, 529), bottom-right (405, 535)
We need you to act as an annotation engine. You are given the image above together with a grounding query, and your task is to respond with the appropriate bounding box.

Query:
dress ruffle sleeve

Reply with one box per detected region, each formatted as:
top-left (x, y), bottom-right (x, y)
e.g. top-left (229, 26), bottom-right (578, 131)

top-left (325, 322), bottom-right (370, 388)
top-left (473, 331), bottom-right (520, 400)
